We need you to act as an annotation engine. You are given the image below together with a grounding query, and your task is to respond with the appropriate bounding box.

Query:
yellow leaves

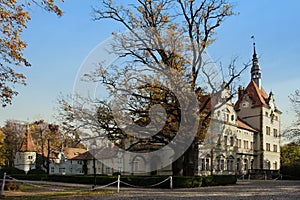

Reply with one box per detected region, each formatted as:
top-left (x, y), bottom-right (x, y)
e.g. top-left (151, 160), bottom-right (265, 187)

top-left (224, 4), bottom-right (232, 10)
top-left (161, 15), bottom-right (168, 23)
top-left (137, 6), bottom-right (143, 13)
top-left (0, 129), bottom-right (5, 143)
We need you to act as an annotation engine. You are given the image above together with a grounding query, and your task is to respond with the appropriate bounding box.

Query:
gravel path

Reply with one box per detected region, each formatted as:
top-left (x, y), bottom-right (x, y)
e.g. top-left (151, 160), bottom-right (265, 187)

top-left (97, 180), bottom-right (300, 200)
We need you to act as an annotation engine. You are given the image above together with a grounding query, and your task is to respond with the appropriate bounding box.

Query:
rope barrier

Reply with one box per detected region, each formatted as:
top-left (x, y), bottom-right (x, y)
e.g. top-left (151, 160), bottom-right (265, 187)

top-left (4, 174), bottom-right (173, 194)
top-left (93, 180), bottom-right (118, 190)
top-left (120, 176), bottom-right (171, 188)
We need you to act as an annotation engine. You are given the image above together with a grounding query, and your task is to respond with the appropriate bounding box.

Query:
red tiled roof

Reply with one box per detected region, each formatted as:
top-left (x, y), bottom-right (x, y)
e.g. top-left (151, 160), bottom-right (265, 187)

top-left (235, 80), bottom-right (269, 109)
top-left (72, 151), bottom-right (93, 160)
top-left (63, 147), bottom-right (87, 159)
top-left (237, 118), bottom-right (257, 132)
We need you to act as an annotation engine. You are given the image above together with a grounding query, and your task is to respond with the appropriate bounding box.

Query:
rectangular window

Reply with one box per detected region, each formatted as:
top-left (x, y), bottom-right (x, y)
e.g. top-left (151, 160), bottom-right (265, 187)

top-left (230, 137), bottom-right (234, 146)
top-left (51, 167), bottom-right (54, 173)
top-left (205, 159), bottom-right (210, 171)
top-left (28, 156), bottom-right (32, 159)
top-left (250, 141), bottom-right (254, 150)
top-left (238, 139), bottom-right (242, 148)
top-left (59, 168), bottom-right (65, 173)
top-left (266, 143), bottom-right (271, 151)
top-left (266, 126), bottom-right (271, 135)
top-left (244, 140), bottom-right (249, 149)
top-left (201, 159), bottom-right (205, 171)
top-left (273, 129), bottom-right (278, 137)
top-left (273, 144), bottom-right (278, 152)
top-left (224, 136), bottom-right (227, 145)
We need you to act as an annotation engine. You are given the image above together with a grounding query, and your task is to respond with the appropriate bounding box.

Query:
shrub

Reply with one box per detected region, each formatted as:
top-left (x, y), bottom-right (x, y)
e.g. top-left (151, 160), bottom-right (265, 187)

top-left (27, 168), bottom-right (47, 174)
top-left (5, 174), bottom-right (47, 181)
top-left (202, 175), bottom-right (236, 187)
top-left (0, 167), bottom-right (25, 176)
top-left (4, 181), bottom-right (19, 191)
top-left (112, 172), bottom-right (121, 176)
top-left (172, 176), bottom-right (202, 188)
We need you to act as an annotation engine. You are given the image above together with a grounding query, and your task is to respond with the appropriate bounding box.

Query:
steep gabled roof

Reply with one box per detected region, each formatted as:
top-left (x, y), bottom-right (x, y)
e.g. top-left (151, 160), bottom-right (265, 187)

top-left (235, 80), bottom-right (269, 109)
top-left (19, 129), bottom-right (37, 152)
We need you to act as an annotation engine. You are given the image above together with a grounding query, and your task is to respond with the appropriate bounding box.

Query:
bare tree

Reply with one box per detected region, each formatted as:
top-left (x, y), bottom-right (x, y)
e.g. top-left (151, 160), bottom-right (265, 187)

top-left (58, 0), bottom-right (249, 176)
top-left (283, 90), bottom-right (300, 144)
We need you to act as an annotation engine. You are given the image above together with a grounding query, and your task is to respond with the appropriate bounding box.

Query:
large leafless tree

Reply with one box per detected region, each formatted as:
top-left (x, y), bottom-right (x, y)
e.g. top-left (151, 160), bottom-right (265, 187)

top-left (59, 0), bottom-right (249, 176)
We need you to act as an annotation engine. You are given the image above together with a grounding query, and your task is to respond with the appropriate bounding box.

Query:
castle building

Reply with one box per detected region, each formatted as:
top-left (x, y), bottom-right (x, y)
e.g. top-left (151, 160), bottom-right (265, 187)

top-left (198, 43), bottom-right (281, 176)
top-left (14, 43), bottom-right (281, 177)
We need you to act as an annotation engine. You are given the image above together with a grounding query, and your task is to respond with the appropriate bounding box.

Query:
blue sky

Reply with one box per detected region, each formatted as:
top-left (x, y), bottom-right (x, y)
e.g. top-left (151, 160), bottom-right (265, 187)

top-left (1, 0), bottom-right (299, 132)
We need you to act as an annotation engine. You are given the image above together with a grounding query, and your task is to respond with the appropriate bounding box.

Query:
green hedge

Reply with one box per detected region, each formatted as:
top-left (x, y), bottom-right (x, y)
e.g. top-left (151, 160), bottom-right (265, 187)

top-left (2, 174), bottom-right (236, 188)
top-left (0, 167), bottom-right (25, 176)
top-left (5, 174), bottom-right (47, 181)
top-left (202, 175), bottom-right (237, 187)
top-left (27, 168), bottom-right (47, 175)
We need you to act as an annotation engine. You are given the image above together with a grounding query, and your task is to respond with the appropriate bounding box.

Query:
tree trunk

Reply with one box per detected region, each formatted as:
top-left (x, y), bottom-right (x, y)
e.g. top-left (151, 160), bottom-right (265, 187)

top-left (172, 154), bottom-right (184, 176)
top-left (183, 140), bottom-right (197, 176)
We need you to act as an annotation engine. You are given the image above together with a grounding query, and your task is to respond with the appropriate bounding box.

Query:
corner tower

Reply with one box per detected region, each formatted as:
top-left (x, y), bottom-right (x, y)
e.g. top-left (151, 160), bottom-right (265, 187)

top-left (14, 125), bottom-right (37, 173)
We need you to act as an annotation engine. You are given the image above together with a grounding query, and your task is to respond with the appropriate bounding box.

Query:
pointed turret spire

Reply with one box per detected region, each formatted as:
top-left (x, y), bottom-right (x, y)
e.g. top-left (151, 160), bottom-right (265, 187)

top-left (251, 36), bottom-right (261, 88)
top-left (19, 125), bottom-right (37, 152)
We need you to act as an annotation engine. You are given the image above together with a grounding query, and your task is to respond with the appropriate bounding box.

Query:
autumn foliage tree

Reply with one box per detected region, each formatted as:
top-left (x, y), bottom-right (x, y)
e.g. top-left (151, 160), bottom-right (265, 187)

top-left (0, 0), bottom-right (63, 107)
top-left (1, 119), bottom-right (84, 169)
top-left (0, 128), bottom-right (6, 166)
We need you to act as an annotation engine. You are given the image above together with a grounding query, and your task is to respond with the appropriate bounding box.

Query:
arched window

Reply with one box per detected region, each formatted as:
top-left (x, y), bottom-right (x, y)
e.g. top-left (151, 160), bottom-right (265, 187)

top-left (244, 159), bottom-right (248, 171)
top-left (266, 161), bottom-right (271, 170)
top-left (273, 161), bottom-right (278, 170)
top-left (237, 158), bottom-right (241, 173)
top-left (132, 156), bottom-right (146, 174)
top-left (226, 156), bottom-right (234, 171)
top-left (216, 155), bottom-right (225, 171)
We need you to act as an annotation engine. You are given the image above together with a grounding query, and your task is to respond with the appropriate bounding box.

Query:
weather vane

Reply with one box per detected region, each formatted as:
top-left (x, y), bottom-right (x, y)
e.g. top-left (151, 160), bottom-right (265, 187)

top-left (251, 35), bottom-right (255, 46)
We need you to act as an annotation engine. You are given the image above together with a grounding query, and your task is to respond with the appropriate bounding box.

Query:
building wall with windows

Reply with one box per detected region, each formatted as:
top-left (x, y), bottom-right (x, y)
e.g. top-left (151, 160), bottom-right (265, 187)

top-left (198, 45), bottom-right (281, 175)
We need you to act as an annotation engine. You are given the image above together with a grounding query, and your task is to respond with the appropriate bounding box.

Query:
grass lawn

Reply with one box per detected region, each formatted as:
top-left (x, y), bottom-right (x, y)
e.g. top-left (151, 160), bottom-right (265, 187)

top-left (1, 182), bottom-right (114, 200)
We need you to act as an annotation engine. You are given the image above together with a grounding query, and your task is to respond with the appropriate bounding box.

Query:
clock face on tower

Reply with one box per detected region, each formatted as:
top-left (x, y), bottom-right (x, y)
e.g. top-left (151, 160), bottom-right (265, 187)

top-left (242, 101), bottom-right (249, 108)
